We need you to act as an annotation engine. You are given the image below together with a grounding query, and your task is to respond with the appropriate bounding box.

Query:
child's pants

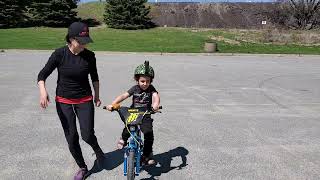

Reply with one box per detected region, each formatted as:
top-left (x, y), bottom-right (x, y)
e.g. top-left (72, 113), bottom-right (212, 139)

top-left (122, 117), bottom-right (154, 157)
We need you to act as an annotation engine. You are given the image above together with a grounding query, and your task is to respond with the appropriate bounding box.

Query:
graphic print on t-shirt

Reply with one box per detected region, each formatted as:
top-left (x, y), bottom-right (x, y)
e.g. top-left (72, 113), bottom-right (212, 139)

top-left (133, 92), bottom-right (151, 107)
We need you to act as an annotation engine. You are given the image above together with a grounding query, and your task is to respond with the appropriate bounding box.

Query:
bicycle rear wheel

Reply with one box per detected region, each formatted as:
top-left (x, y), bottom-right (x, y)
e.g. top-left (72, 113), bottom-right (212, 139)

top-left (127, 150), bottom-right (135, 180)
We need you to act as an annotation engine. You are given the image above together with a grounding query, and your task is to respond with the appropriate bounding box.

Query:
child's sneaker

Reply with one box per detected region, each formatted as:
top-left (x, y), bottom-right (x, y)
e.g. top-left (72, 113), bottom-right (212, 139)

top-left (74, 168), bottom-right (88, 180)
top-left (141, 155), bottom-right (156, 166)
top-left (146, 158), bottom-right (156, 165)
top-left (117, 139), bottom-right (126, 149)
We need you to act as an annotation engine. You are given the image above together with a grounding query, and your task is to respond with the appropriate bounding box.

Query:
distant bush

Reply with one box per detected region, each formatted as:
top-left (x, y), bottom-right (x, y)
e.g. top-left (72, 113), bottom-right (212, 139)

top-left (1, 0), bottom-right (82, 28)
top-left (0, 0), bottom-right (28, 28)
top-left (104, 0), bottom-right (155, 30)
top-left (28, 0), bottom-right (79, 27)
top-left (267, 1), bottom-right (320, 30)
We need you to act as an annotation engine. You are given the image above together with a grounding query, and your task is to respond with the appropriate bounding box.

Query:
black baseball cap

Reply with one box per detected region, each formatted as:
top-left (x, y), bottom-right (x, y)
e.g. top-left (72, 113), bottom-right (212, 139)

top-left (68, 22), bottom-right (93, 45)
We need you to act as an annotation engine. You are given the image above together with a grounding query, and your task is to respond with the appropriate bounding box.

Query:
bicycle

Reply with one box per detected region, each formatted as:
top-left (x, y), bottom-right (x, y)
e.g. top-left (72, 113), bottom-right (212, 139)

top-left (103, 104), bottom-right (162, 180)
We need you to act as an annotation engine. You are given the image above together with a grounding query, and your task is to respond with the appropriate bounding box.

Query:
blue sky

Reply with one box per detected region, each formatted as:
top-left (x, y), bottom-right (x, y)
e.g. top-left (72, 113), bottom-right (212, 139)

top-left (80, 0), bottom-right (275, 2)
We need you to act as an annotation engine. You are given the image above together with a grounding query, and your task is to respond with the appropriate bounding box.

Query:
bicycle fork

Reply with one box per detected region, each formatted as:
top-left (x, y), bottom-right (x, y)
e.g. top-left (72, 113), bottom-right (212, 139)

top-left (124, 134), bottom-right (142, 176)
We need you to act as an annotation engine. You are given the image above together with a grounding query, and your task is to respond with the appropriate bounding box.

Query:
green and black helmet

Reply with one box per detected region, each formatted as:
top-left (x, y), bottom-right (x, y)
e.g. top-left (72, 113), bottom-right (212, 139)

top-left (134, 61), bottom-right (155, 79)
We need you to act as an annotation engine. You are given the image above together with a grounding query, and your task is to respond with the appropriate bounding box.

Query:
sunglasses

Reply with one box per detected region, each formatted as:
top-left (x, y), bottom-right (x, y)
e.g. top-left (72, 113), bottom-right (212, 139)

top-left (73, 38), bottom-right (87, 45)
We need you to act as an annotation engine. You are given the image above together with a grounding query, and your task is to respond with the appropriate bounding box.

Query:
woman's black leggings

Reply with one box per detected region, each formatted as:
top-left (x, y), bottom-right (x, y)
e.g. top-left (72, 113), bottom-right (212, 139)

top-left (56, 101), bottom-right (103, 168)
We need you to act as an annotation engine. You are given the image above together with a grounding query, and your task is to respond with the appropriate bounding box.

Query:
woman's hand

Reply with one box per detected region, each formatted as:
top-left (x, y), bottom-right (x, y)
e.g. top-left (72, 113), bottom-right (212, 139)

top-left (40, 90), bottom-right (50, 109)
top-left (92, 82), bottom-right (101, 107)
top-left (94, 97), bottom-right (101, 107)
top-left (38, 81), bottom-right (49, 109)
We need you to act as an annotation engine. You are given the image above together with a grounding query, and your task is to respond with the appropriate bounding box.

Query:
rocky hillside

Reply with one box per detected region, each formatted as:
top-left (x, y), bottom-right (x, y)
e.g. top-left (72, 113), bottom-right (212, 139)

top-left (149, 3), bottom-right (274, 28)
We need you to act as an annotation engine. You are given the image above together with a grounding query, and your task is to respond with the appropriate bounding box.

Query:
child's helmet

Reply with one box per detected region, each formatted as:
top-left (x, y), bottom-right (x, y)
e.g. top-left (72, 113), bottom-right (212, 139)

top-left (134, 61), bottom-right (155, 79)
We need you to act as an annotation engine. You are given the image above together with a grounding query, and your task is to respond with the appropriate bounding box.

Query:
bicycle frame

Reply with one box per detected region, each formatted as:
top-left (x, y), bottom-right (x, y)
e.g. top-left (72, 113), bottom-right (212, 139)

top-left (116, 106), bottom-right (150, 178)
top-left (103, 105), bottom-right (161, 179)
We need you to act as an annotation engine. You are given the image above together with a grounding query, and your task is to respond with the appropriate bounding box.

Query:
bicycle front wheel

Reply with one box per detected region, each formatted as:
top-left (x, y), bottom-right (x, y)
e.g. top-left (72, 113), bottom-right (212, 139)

top-left (127, 150), bottom-right (135, 180)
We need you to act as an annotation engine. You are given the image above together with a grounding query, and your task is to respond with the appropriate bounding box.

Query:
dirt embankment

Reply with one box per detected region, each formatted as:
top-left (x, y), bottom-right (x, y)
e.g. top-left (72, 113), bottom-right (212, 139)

top-left (149, 3), bottom-right (275, 29)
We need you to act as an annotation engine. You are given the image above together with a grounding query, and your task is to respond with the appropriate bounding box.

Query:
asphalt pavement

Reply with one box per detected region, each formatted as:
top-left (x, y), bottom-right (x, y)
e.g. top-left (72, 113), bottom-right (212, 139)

top-left (0, 50), bottom-right (319, 180)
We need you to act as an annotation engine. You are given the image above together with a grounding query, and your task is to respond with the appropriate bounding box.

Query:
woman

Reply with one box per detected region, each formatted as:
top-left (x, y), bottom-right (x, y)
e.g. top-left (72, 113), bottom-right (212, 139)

top-left (37, 22), bottom-right (104, 180)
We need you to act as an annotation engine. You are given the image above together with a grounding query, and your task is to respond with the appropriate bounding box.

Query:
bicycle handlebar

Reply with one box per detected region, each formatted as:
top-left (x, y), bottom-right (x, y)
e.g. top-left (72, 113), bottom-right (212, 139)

top-left (102, 105), bottom-right (162, 113)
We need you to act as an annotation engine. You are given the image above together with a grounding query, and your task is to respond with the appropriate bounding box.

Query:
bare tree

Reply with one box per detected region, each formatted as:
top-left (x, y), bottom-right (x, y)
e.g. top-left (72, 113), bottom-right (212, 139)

top-left (288, 0), bottom-right (320, 29)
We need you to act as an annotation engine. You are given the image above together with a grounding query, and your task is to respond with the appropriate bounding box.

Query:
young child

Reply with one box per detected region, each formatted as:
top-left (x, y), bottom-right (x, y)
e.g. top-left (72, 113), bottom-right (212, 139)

top-left (106, 61), bottom-right (160, 165)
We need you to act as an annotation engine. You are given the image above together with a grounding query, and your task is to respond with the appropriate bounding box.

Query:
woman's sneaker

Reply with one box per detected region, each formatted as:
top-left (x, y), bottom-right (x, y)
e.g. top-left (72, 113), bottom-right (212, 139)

top-left (74, 168), bottom-right (88, 180)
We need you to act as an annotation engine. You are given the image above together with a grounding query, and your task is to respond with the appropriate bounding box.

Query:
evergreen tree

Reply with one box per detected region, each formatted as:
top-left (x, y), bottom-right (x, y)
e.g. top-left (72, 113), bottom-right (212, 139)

top-left (29, 0), bottom-right (79, 27)
top-left (104, 0), bottom-right (155, 30)
top-left (0, 0), bottom-right (27, 28)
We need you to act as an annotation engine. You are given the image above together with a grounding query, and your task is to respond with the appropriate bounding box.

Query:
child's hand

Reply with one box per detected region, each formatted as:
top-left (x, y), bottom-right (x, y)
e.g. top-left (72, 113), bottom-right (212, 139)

top-left (152, 105), bottom-right (160, 112)
top-left (106, 105), bottom-right (113, 111)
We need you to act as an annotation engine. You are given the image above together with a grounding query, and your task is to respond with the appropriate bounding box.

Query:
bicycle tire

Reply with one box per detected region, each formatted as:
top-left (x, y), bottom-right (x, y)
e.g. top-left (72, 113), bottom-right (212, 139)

top-left (127, 150), bottom-right (135, 180)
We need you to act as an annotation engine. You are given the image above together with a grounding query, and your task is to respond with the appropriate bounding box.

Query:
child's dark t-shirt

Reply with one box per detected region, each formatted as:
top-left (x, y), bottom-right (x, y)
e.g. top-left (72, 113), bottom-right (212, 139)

top-left (127, 85), bottom-right (158, 109)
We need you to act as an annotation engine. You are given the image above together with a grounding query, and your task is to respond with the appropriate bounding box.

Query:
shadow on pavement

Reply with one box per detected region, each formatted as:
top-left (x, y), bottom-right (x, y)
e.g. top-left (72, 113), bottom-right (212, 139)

top-left (141, 146), bottom-right (189, 180)
top-left (85, 146), bottom-right (189, 179)
top-left (85, 149), bottom-right (123, 178)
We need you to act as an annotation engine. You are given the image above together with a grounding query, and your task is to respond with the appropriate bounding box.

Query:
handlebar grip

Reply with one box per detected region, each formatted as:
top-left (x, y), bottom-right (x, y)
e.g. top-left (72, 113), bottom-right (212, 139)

top-left (150, 106), bottom-right (163, 114)
top-left (103, 104), bottom-right (120, 111)
top-left (102, 106), bottom-right (115, 111)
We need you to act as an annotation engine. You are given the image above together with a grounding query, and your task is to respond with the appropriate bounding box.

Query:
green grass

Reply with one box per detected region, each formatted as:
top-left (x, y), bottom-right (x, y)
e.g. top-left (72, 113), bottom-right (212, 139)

top-left (1, 2), bottom-right (314, 54)
top-left (90, 27), bottom-right (207, 53)
top-left (1, 27), bottom-right (320, 54)
top-left (0, 28), bottom-right (66, 49)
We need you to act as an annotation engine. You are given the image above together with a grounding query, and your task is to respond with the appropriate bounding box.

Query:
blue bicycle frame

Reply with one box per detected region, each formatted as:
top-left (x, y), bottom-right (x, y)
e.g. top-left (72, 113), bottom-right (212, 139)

top-left (116, 106), bottom-right (149, 178)
top-left (103, 105), bottom-right (161, 179)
